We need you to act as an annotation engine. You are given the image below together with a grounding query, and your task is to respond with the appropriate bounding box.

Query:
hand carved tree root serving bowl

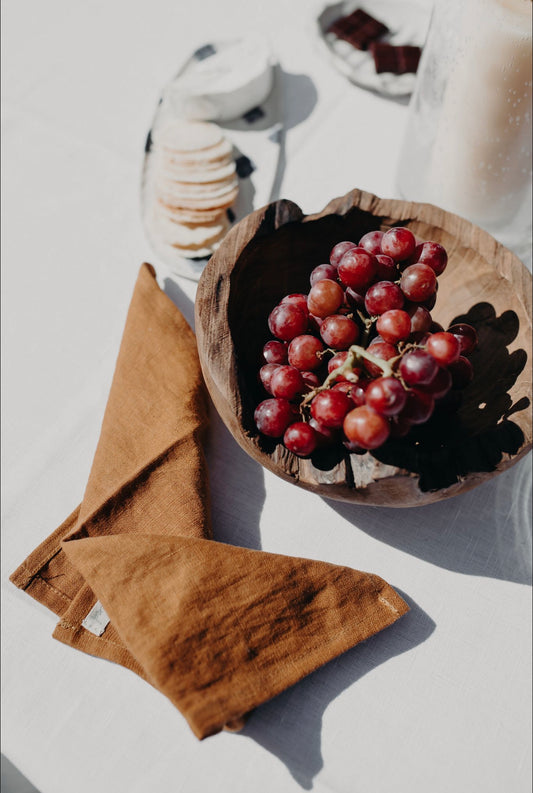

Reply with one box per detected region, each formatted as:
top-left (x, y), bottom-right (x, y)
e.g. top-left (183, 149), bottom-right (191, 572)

top-left (195, 189), bottom-right (532, 506)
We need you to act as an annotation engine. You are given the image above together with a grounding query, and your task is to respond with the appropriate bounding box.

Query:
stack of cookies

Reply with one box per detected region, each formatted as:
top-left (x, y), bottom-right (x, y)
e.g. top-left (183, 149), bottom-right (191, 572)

top-left (149, 120), bottom-right (238, 258)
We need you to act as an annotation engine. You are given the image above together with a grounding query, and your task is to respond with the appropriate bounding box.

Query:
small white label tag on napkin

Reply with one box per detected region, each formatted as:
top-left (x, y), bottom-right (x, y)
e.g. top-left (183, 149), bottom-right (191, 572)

top-left (82, 600), bottom-right (111, 637)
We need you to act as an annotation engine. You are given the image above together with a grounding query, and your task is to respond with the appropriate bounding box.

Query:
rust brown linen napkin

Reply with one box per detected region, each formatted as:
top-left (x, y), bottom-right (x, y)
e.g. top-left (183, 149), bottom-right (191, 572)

top-left (11, 262), bottom-right (409, 740)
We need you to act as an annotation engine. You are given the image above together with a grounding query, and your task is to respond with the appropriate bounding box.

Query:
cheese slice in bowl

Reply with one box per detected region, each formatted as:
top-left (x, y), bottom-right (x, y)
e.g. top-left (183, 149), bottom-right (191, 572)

top-left (162, 34), bottom-right (274, 123)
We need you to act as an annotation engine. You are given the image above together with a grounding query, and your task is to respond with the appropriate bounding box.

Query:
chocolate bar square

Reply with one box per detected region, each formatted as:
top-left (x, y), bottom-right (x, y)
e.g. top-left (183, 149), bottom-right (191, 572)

top-left (397, 45), bottom-right (422, 75)
top-left (371, 43), bottom-right (422, 74)
top-left (329, 8), bottom-right (389, 51)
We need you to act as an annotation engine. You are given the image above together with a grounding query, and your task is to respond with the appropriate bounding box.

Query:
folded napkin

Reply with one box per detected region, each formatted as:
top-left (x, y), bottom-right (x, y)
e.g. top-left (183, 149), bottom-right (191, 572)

top-left (11, 263), bottom-right (408, 739)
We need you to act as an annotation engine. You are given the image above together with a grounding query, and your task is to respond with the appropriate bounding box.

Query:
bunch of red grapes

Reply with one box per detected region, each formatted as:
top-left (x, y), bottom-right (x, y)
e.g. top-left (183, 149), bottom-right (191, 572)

top-left (254, 227), bottom-right (478, 457)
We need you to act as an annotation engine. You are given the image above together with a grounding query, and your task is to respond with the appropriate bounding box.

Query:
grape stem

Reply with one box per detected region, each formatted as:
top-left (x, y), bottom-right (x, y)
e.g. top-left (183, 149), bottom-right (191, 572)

top-left (301, 344), bottom-right (399, 407)
top-left (356, 310), bottom-right (375, 347)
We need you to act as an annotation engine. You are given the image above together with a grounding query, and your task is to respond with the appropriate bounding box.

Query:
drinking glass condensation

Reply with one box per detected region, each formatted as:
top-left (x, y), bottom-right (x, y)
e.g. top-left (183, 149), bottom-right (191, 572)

top-left (397, 0), bottom-right (532, 264)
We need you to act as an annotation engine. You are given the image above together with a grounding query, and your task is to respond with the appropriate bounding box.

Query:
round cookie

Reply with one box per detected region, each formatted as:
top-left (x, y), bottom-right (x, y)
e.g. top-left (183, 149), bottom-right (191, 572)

top-left (171, 240), bottom-right (223, 258)
top-left (158, 202), bottom-right (230, 225)
top-left (158, 184), bottom-right (239, 211)
top-left (154, 155), bottom-right (236, 184)
top-left (151, 206), bottom-right (229, 250)
top-left (162, 138), bottom-right (234, 169)
top-left (153, 120), bottom-right (224, 153)
top-left (155, 175), bottom-right (238, 202)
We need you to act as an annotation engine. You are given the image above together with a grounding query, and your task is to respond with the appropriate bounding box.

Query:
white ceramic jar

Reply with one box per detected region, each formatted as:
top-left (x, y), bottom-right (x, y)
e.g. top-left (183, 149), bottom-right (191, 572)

top-left (397, 0), bottom-right (532, 261)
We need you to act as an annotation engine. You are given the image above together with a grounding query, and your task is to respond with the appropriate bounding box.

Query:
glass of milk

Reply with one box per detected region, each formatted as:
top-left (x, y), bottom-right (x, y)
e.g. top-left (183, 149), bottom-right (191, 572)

top-left (397, 0), bottom-right (532, 265)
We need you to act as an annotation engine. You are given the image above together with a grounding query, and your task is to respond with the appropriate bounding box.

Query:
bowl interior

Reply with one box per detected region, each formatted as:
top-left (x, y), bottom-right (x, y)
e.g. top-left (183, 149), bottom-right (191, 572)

top-left (196, 190), bottom-right (532, 506)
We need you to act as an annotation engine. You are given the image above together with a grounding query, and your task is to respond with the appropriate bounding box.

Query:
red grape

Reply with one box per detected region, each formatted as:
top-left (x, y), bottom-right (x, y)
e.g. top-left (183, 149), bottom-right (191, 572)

top-left (281, 293), bottom-right (309, 316)
top-left (263, 339), bottom-right (288, 365)
top-left (376, 309), bottom-right (411, 344)
top-left (401, 389), bottom-right (435, 424)
top-left (358, 230), bottom-right (384, 255)
top-left (270, 365), bottom-right (305, 401)
top-left (410, 331), bottom-right (431, 346)
top-left (365, 376), bottom-right (407, 416)
top-left (259, 363), bottom-right (280, 393)
top-left (365, 339), bottom-right (398, 378)
top-left (288, 334), bottom-right (324, 371)
top-left (400, 264), bottom-right (437, 302)
top-left (426, 332), bottom-right (461, 366)
top-left (283, 422), bottom-right (317, 457)
top-left (307, 279), bottom-right (344, 318)
top-left (447, 323), bottom-right (478, 355)
top-left (254, 398), bottom-right (296, 437)
top-left (399, 349), bottom-right (439, 386)
top-left (320, 315), bottom-right (359, 349)
top-left (301, 370), bottom-right (321, 391)
top-left (364, 281), bottom-right (404, 315)
top-left (338, 247), bottom-right (378, 292)
top-left (411, 241), bottom-right (447, 275)
top-left (344, 286), bottom-right (366, 310)
top-left (420, 366), bottom-right (452, 399)
top-left (327, 351), bottom-right (361, 378)
top-left (328, 350), bottom-right (349, 369)
top-left (330, 240), bottom-right (357, 266)
top-left (375, 254), bottom-right (399, 281)
top-left (308, 314), bottom-right (324, 333)
top-left (308, 417), bottom-right (338, 447)
top-left (343, 405), bottom-right (390, 449)
top-left (310, 390), bottom-right (352, 428)
top-left (406, 303), bottom-right (433, 334)
top-left (422, 290), bottom-right (437, 311)
top-left (448, 356), bottom-right (474, 388)
top-left (310, 263), bottom-right (338, 286)
top-left (268, 303), bottom-right (308, 341)
top-left (332, 381), bottom-right (358, 403)
top-left (381, 227), bottom-right (416, 261)
top-left (350, 378), bottom-right (370, 407)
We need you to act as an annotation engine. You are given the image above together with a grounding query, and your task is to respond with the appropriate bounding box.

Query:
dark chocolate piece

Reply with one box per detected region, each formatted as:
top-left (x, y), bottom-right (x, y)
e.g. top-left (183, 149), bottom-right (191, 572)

top-left (328, 8), bottom-right (389, 51)
top-left (397, 45), bottom-right (422, 75)
top-left (370, 43), bottom-right (422, 74)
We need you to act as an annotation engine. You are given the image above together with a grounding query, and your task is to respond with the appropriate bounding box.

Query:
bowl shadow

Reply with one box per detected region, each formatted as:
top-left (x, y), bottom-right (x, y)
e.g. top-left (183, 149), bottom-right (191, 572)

top-left (324, 303), bottom-right (531, 586)
top-left (326, 453), bottom-right (532, 587)
top-left (368, 301), bottom-right (529, 493)
top-left (204, 405), bottom-right (266, 552)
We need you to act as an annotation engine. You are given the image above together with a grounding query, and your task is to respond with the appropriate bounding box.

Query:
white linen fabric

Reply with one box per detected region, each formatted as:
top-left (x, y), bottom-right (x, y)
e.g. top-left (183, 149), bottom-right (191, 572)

top-left (1, 1), bottom-right (531, 792)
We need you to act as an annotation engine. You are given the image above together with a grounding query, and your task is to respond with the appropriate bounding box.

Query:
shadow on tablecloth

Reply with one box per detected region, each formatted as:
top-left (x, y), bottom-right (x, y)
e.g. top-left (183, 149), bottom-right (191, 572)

top-left (239, 590), bottom-right (434, 789)
top-left (163, 277), bottom-right (266, 553)
top-left (328, 456), bottom-right (532, 586)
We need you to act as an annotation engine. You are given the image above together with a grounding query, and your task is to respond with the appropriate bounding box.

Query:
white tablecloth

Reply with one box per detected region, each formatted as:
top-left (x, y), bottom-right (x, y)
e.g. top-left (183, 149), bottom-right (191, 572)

top-left (2, 2), bottom-right (531, 792)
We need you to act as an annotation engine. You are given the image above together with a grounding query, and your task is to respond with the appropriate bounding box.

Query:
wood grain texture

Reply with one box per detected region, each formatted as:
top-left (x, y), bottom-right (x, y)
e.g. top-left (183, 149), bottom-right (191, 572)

top-left (195, 188), bottom-right (532, 506)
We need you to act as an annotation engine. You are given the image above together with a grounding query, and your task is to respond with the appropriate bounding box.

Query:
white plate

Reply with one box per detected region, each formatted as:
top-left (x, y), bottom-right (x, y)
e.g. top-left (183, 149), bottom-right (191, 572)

top-left (316, 0), bottom-right (431, 98)
top-left (141, 38), bottom-right (283, 281)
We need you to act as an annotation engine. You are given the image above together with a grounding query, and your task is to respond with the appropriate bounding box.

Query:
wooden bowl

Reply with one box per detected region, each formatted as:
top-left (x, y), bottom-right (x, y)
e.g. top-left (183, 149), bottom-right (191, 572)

top-left (195, 189), bottom-right (532, 506)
